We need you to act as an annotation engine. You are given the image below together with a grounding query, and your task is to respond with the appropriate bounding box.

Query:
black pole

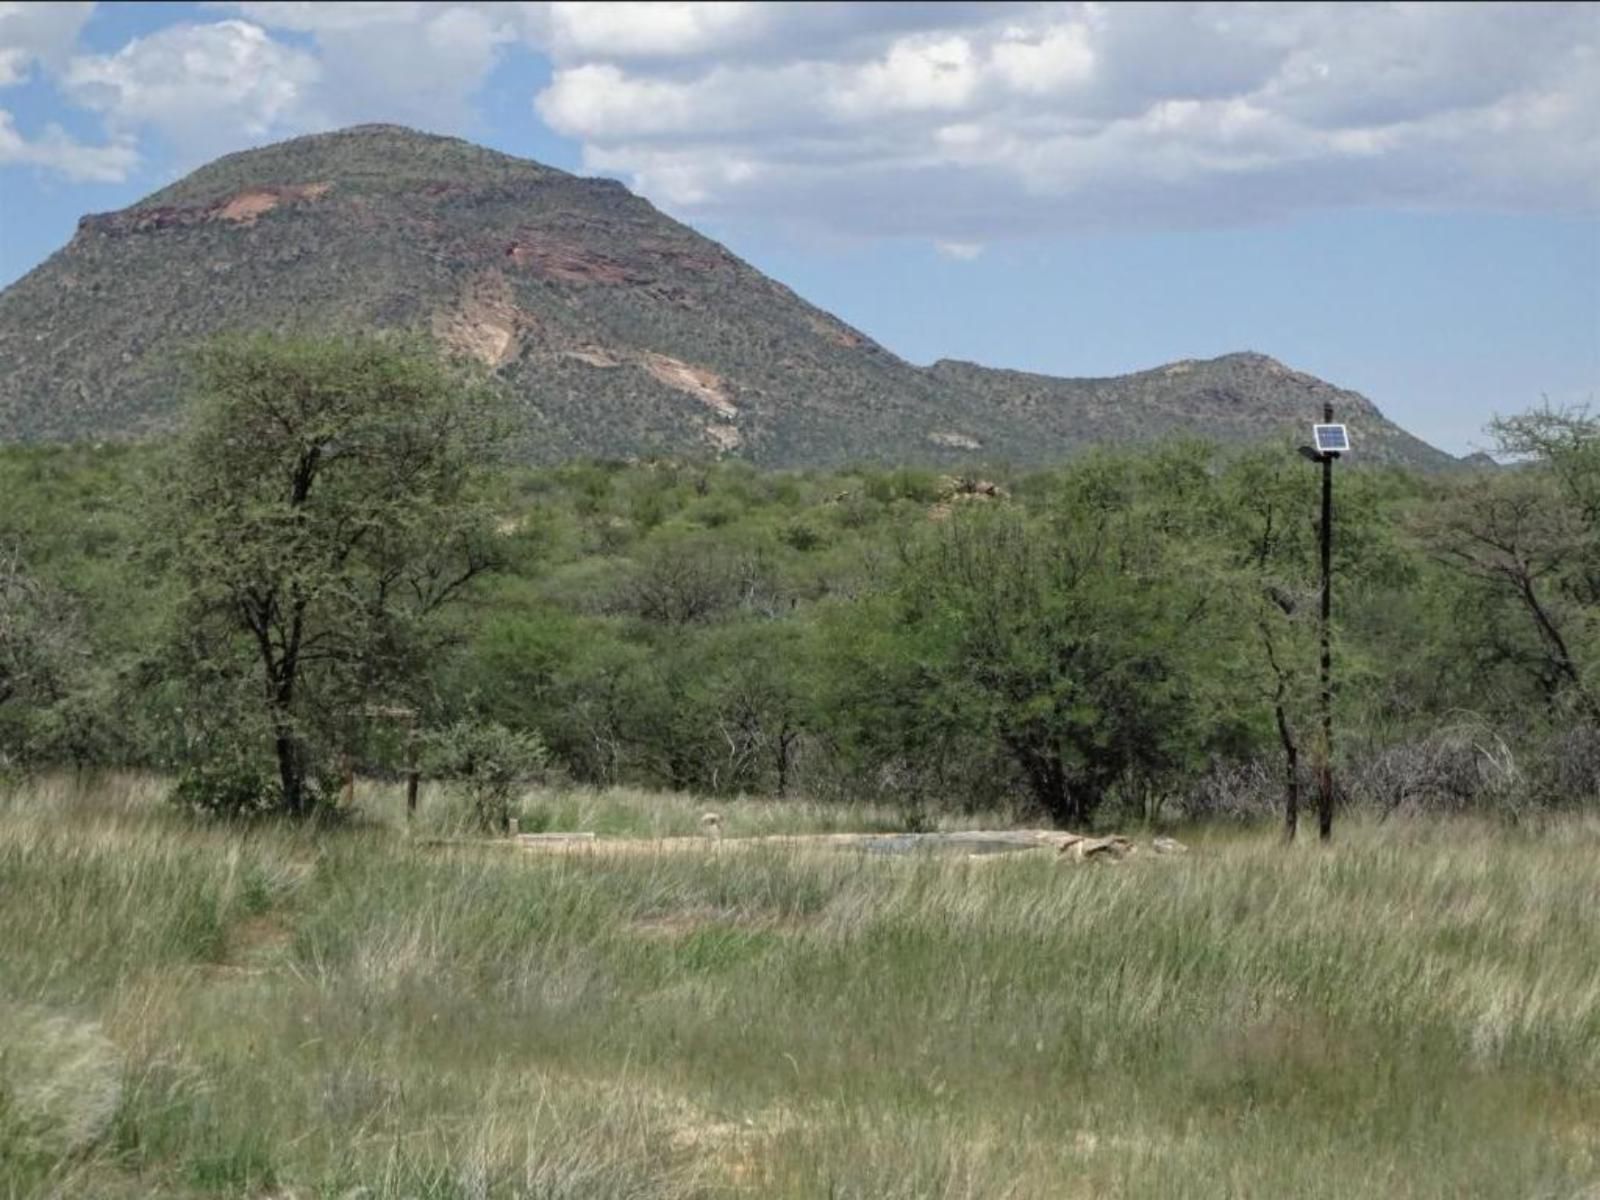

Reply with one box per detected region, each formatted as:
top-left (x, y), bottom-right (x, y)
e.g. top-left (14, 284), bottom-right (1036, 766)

top-left (1318, 402), bottom-right (1335, 842)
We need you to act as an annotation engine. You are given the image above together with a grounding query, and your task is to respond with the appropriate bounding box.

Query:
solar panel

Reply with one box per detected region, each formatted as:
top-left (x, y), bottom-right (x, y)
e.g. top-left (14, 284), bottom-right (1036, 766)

top-left (1313, 424), bottom-right (1350, 454)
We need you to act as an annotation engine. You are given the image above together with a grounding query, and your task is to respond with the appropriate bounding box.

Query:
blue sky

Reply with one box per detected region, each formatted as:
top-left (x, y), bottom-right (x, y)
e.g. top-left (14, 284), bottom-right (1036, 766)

top-left (1, 1), bottom-right (1596, 455)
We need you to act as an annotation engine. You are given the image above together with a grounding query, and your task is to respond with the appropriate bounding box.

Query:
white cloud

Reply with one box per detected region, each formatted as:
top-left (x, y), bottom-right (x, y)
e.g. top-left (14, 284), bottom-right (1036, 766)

top-left (0, 108), bottom-right (136, 181)
top-left (530, 1), bottom-right (1600, 247)
top-left (532, 2), bottom-right (769, 62)
top-left (221, 2), bottom-right (427, 32)
top-left (309, 5), bottom-right (511, 130)
top-left (15, 0), bottom-right (1594, 244)
top-left (0, 1), bottom-right (93, 87)
top-left (63, 20), bottom-right (321, 157)
top-left (208, 2), bottom-right (517, 132)
top-left (831, 33), bottom-right (983, 118)
top-left (990, 22), bottom-right (1095, 97)
top-left (936, 240), bottom-right (984, 260)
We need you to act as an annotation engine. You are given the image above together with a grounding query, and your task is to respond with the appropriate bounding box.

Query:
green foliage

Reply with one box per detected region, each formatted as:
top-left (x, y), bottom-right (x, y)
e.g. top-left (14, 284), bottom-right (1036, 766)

top-left (856, 494), bottom-right (1207, 825)
top-left (424, 721), bottom-right (549, 833)
top-left (169, 757), bottom-right (279, 821)
top-left (1418, 406), bottom-right (1600, 724)
top-left (1, 410), bottom-right (1595, 829)
top-left (161, 333), bottom-right (506, 818)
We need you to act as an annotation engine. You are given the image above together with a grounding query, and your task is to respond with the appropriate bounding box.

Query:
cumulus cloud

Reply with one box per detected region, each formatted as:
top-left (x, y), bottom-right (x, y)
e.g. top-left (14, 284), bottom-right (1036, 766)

top-left (49, 3), bottom-right (515, 165)
top-left (525, 2), bottom-right (1016, 66)
top-left (0, 2), bottom-right (136, 182)
top-left (222, 3), bottom-right (428, 32)
top-left (306, 5), bottom-right (511, 130)
top-left (0, 108), bottom-right (136, 181)
top-left (530, 1), bottom-right (1600, 245)
top-left (527, 2), bottom-right (772, 62)
top-left (209, 2), bottom-right (518, 132)
top-left (0, 1), bottom-right (94, 87)
top-left (62, 20), bottom-right (321, 158)
top-left (12, 1), bottom-right (1594, 237)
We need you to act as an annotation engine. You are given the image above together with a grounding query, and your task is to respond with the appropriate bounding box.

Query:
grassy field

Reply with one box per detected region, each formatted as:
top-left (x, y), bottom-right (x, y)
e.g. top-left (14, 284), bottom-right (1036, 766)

top-left (2, 775), bottom-right (1598, 1199)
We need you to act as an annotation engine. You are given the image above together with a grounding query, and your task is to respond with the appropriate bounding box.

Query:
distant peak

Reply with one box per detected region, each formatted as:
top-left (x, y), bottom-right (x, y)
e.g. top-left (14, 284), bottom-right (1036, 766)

top-left (126, 122), bottom-right (575, 213)
top-left (339, 123), bottom-right (429, 136)
top-left (1209, 351), bottom-right (1286, 368)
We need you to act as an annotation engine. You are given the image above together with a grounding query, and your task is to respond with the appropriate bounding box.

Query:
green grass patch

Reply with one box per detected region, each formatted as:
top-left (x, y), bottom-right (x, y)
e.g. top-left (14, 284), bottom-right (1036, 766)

top-left (1, 774), bottom-right (1597, 1197)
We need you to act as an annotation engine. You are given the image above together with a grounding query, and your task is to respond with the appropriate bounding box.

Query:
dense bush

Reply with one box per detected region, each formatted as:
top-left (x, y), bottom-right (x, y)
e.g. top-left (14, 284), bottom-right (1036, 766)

top-left (423, 721), bottom-right (549, 833)
top-left (169, 758), bottom-right (281, 820)
top-left (3, 400), bottom-right (1598, 831)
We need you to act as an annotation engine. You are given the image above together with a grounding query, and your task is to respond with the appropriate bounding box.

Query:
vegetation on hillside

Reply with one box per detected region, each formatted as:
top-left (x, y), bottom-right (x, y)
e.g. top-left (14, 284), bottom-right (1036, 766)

top-left (0, 124), bottom-right (1457, 469)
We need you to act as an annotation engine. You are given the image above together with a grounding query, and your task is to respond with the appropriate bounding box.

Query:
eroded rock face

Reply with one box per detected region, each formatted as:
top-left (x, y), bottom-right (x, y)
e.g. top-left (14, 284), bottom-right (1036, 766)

top-left (76, 182), bottom-right (333, 237)
top-left (560, 346), bottom-right (623, 368)
top-left (642, 353), bottom-right (738, 419)
top-left (431, 270), bottom-right (532, 367)
top-left (504, 236), bottom-right (643, 286)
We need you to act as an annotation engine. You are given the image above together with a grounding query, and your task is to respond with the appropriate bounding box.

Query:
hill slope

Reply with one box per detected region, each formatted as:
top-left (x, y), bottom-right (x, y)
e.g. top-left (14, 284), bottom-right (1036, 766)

top-left (0, 124), bottom-right (1456, 469)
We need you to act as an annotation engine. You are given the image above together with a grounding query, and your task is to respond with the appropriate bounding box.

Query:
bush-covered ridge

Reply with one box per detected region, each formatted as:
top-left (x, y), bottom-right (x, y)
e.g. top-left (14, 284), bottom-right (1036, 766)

top-left (0, 124), bottom-right (1457, 469)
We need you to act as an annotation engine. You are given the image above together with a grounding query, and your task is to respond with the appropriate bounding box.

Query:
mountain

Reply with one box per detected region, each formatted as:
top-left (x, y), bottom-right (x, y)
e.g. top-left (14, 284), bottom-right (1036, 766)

top-left (0, 124), bottom-right (1458, 470)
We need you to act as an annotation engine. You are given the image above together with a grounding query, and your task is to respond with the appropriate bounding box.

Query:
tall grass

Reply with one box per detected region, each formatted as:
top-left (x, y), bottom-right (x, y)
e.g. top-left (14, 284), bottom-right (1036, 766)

top-left (2, 774), bottom-right (1597, 1197)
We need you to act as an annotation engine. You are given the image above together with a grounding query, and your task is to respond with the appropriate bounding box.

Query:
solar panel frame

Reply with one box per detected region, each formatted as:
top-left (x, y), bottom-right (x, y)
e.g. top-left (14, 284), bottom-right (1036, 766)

top-left (1313, 424), bottom-right (1350, 454)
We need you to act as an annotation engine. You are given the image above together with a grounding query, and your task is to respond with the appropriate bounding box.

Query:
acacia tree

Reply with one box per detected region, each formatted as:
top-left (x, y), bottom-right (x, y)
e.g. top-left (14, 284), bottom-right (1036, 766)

top-left (1420, 408), bottom-right (1600, 725)
top-left (166, 334), bottom-right (506, 817)
top-left (1213, 452), bottom-right (1324, 838)
top-left (859, 462), bottom-right (1209, 828)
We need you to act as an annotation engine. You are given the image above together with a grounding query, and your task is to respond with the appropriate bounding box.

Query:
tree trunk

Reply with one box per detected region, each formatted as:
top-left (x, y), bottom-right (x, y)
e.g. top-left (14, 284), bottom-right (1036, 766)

top-left (274, 719), bottom-right (307, 818)
top-left (1017, 747), bottom-right (1076, 828)
top-left (1276, 700), bottom-right (1299, 842)
top-left (405, 720), bottom-right (419, 820)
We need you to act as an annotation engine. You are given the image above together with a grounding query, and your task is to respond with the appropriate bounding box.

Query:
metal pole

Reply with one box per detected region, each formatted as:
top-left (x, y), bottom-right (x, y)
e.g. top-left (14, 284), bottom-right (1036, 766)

top-left (1318, 402), bottom-right (1335, 842)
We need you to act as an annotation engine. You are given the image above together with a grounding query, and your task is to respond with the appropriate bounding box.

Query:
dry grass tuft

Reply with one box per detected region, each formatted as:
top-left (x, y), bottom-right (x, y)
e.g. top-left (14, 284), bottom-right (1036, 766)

top-left (2, 774), bottom-right (1598, 1197)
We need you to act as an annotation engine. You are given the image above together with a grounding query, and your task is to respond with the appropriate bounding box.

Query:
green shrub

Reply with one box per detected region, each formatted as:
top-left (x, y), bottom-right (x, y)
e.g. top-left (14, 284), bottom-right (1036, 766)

top-left (424, 721), bottom-right (549, 833)
top-left (168, 758), bottom-right (278, 820)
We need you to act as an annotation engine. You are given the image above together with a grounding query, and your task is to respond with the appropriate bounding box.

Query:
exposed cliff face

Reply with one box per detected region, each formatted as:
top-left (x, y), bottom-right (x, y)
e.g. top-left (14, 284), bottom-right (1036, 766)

top-left (0, 124), bottom-right (1456, 470)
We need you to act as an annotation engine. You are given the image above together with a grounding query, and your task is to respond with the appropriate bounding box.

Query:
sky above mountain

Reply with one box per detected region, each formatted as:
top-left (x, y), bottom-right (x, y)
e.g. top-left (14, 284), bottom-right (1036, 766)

top-left (1, 1), bottom-right (1595, 455)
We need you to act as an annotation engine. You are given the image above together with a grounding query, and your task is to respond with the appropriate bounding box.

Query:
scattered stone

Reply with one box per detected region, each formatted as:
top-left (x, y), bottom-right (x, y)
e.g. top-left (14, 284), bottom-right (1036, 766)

top-left (1151, 836), bottom-right (1189, 855)
top-left (1058, 835), bottom-right (1135, 862)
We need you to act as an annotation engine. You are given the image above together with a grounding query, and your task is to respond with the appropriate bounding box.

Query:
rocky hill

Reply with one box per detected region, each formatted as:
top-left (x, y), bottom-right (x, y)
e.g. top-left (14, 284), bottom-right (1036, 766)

top-left (0, 124), bottom-right (1457, 469)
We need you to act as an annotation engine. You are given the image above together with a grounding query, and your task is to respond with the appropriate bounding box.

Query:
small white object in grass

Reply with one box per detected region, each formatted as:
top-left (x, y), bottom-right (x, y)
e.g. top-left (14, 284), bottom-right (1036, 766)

top-left (1152, 836), bottom-right (1189, 855)
top-left (700, 811), bottom-right (723, 838)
